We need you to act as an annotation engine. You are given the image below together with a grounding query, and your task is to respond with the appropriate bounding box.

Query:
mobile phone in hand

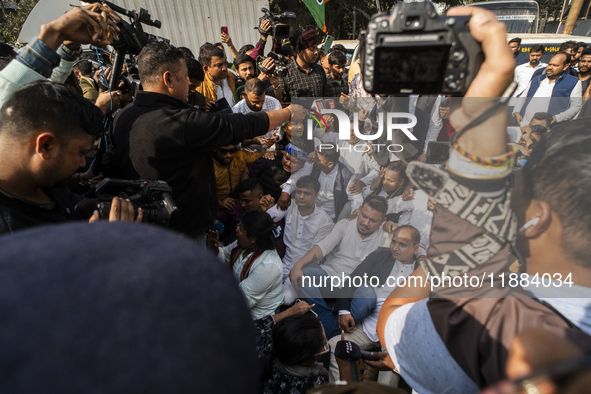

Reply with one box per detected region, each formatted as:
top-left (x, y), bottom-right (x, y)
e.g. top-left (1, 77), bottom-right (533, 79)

top-left (221, 26), bottom-right (228, 35)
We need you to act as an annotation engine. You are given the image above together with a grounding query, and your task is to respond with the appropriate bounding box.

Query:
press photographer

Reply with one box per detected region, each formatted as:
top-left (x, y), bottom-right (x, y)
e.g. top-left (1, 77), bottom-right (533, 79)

top-left (0, 4), bottom-right (152, 236)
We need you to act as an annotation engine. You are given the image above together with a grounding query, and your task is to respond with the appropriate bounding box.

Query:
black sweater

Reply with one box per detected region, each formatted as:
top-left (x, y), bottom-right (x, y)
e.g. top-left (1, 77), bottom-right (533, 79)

top-left (112, 92), bottom-right (270, 236)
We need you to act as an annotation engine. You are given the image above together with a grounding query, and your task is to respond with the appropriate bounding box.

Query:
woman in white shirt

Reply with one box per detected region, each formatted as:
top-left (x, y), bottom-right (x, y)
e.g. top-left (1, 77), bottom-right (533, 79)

top-left (207, 211), bottom-right (284, 319)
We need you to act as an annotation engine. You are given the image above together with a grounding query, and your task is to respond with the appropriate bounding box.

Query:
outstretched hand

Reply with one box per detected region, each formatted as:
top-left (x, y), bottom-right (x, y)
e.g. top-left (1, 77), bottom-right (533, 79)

top-left (39, 3), bottom-right (120, 51)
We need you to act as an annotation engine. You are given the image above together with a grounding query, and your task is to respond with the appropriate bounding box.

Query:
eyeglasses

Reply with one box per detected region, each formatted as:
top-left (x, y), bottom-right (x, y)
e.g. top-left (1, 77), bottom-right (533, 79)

top-left (314, 342), bottom-right (330, 357)
top-left (219, 148), bottom-right (237, 155)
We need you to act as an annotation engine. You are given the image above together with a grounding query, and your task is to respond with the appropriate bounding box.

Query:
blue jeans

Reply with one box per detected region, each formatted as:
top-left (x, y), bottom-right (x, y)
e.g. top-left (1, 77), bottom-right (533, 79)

top-left (300, 265), bottom-right (377, 339)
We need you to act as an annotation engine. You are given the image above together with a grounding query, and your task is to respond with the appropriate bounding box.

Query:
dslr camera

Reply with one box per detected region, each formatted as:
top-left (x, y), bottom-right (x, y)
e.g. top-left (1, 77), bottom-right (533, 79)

top-left (258, 8), bottom-right (296, 40)
top-left (258, 51), bottom-right (290, 77)
top-left (360, 0), bottom-right (483, 96)
top-left (75, 178), bottom-right (179, 227)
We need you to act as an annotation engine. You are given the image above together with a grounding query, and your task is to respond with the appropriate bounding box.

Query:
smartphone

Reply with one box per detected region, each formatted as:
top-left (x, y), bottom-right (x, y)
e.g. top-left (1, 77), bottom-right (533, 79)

top-left (324, 35), bottom-right (334, 54)
top-left (221, 26), bottom-right (228, 35)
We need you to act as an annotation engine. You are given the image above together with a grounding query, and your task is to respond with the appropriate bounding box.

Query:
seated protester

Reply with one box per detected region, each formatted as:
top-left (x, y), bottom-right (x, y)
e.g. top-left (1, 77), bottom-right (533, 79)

top-left (276, 122), bottom-right (324, 209)
top-left (233, 78), bottom-right (283, 152)
top-left (261, 315), bottom-right (329, 393)
top-left (310, 145), bottom-right (357, 222)
top-left (186, 58), bottom-right (207, 110)
top-left (218, 178), bottom-right (286, 258)
top-left (290, 196), bottom-right (390, 338)
top-left (315, 117), bottom-right (380, 212)
top-left (325, 51), bottom-right (349, 98)
top-left (255, 301), bottom-right (315, 359)
top-left (383, 188), bottom-right (433, 254)
top-left (207, 210), bottom-right (283, 320)
top-left (196, 43), bottom-right (237, 107)
top-left (327, 226), bottom-right (420, 382)
top-left (242, 148), bottom-right (291, 201)
top-left (214, 144), bottom-right (265, 208)
top-left (378, 9), bottom-right (591, 394)
top-left (362, 162), bottom-right (409, 223)
top-left (0, 81), bottom-right (140, 235)
top-left (267, 176), bottom-right (334, 303)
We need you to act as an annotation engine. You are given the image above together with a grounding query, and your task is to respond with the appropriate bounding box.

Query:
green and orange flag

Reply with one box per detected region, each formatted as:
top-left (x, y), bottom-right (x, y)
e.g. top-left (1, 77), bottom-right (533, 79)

top-left (302, 0), bottom-right (329, 32)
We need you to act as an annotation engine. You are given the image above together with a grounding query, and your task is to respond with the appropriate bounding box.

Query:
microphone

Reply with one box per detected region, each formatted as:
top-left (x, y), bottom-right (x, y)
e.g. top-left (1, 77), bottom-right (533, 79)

top-left (334, 340), bottom-right (380, 362)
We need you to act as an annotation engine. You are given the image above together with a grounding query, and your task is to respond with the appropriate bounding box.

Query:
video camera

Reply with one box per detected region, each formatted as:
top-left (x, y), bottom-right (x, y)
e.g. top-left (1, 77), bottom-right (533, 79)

top-left (75, 178), bottom-right (179, 227)
top-left (258, 8), bottom-right (296, 40)
top-left (359, 0), bottom-right (483, 96)
top-left (258, 51), bottom-right (290, 77)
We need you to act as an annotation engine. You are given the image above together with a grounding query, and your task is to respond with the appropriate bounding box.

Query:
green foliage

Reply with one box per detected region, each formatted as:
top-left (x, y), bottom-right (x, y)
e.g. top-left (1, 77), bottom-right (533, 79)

top-left (270, 0), bottom-right (468, 40)
top-left (0, 0), bottom-right (40, 46)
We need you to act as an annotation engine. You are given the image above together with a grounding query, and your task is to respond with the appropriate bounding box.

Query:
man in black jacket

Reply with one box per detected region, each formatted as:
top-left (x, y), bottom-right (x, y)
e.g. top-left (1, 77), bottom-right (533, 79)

top-left (111, 42), bottom-right (292, 238)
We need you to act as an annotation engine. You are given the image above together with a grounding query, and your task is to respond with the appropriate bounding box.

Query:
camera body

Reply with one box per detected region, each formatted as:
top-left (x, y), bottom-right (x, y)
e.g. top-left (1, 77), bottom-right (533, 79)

top-left (360, 0), bottom-right (483, 96)
top-left (258, 51), bottom-right (290, 77)
top-left (258, 8), bottom-right (296, 40)
top-left (75, 178), bottom-right (179, 227)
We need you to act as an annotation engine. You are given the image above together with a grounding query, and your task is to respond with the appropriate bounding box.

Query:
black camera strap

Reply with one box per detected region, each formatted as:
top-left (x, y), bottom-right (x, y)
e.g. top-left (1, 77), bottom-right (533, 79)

top-left (450, 82), bottom-right (518, 145)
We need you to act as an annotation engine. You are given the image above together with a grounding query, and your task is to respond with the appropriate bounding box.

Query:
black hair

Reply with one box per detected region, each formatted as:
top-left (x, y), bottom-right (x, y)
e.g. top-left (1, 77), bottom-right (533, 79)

top-left (177, 46), bottom-right (195, 60)
top-left (527, 141), bottom-right (537, 151)
top-left (560, 41), bottom-right (578, 52)
top-left (271, 315), bottom-right (324, 366)
top-left (137, 42), bottom-right (184, 86)
top-left (0, 42), bottom-right (17, 71)
top-left (578, 42), bottom-right (588, 50)
top-left (234, 53), bottom-right (256, 70)
top-left (0, 80), bottom-right (103, 140)
top-left (328, 51), bottom-right (346, 67)
top-left (214, 42), bottom-right (224, 49)
top-left (76, 60), bottom-right (94, 77)
top-left (581, 48), bottom-right (591, 58)
top-left (385, 161), bottom-right (408, 183)
top-left (532, 112), bottom-right (553, 127)
top-left (244, 78), bottom-right (265, 95)
top-left (64, 71), bottom-right (83, 95)
top-left (238, 44), bottom-right (255, 55)
top-left (329, 44), bottom-right (346, 54)
top-left (186, 58), bottom-right (205, 82)
top-left (554, 51), bottom-right (572, 66)
top-left (530, 125), bottom-right (547, 137)
top-left (393, 225), bottom-right (421, 247)
top-left (530, 44), bottom-right (545, 54)
top-left (280, 43), bottom-right (294, 58)
top-left (241, 210), bottom-right (277, 251)
top-left (237, 178), bottom-right (264, 196)
top-left (296, 175), bottom-right (321, 193)
top-left (361, 195), bottom-right (388, 216)
top-left (522, 118), bottom-right (591, 268)
top-left (509, 37), bottom-right (522, 45)
top-left (198, 43), bottom-right (225, 67)
top-left (316, 144), bottom-right (340, 164)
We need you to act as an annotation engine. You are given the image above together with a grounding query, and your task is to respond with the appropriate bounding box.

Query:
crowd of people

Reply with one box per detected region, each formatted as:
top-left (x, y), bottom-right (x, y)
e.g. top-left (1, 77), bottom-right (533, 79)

top-left (0, 3), bottom-right (590, 393)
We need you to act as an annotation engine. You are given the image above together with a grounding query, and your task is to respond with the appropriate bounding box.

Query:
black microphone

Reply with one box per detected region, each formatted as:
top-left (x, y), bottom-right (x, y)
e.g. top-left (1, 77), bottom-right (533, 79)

top-left (334, 340), bottom-right (380, 362)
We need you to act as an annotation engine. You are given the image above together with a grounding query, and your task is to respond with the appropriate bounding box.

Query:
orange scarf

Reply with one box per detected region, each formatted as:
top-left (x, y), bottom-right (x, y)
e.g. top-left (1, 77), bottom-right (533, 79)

top-left (196, 71), bottom-right (236, 103)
